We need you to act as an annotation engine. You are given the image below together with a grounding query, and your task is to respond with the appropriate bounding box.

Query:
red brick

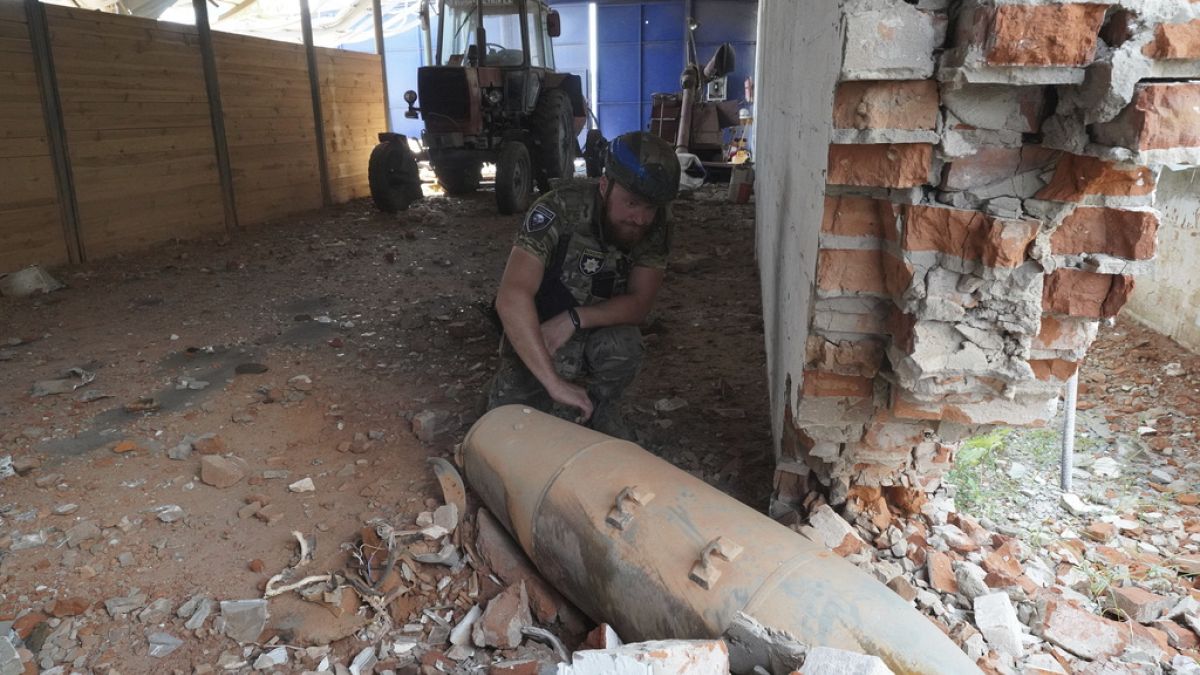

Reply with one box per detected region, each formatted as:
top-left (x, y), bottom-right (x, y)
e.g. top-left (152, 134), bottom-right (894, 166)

top-left (1156, 620), bottom-right (1200, 650)
top-left (1112, 586), bottom-right (1174, 623)
top-left (985, 4), bottom-right (1108, 67)
top-left (1042, 269), bottom-right (1135, 319)
top-left (1029, 359), bottom-right (1081, 382)
top-left (882, 252), bottom-right (913, 298)
top-left (801, 370), bottom-right (874, 399)
top-left (1042, 600), bottom-right (1129, 660)
top-left (902, 204), bottom-right (1038, 267)
top-left (1145, 19), bottom-right (1200, 60)
top-left (821, 195), bottom-right (899, 240)
top-left (827, 144), bottom-right (933, 188)
top-left (1050, 207), bottom-right (1158, 260)
top-left (1036, 154), bottom-right (1156, 201)
top-left (1095, 83), bottom-right (1200, 152)
top-left (816, 249), bottom-right (888, 295)
top-left (1032, 315), bottom-right (1095, 351)
top-left (1130, 623), bottom-right (1178, 662)
top-left (833, 80), bottom-right (939, 131)
top-left (927, 550), bottom-right (959, 594)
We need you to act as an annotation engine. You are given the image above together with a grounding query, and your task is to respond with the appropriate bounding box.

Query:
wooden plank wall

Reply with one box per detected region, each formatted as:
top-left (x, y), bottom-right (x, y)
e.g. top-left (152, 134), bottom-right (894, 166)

top-left (0, 1), bottom-right (68, 271)
top-left (317, 47), bottom-right (384, 203)
top-left (214, 32), bottom-right (322, 226)
top-left (0, 6), bottom-right (384, 270)
top-left (47, 5), bottom-right (226, 259)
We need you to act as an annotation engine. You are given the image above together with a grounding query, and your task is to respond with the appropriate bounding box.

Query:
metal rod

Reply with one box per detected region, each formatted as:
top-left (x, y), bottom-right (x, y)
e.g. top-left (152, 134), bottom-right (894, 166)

top-left (194, 0), bottom-right (240, 233)
top-left (25, 0), bottom-right (85, 264)
top-left (1061, 371), bottom-right (1079, 492)
top-left (300, 0), bottom-right (333, 207)
top-left (371, 0), bottom-right (392, 132)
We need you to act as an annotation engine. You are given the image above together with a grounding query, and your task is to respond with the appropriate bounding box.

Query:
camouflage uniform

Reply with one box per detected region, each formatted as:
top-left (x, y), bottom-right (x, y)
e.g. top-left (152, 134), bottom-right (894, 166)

top-left (486, 178), bottom-right (671, 439)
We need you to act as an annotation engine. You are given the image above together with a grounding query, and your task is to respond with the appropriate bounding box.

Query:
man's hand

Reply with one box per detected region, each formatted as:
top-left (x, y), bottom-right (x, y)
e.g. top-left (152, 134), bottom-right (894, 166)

top-left (540, 311), bottom-right (576, 356)
top-left (546, 377), bottom-right (593, 422)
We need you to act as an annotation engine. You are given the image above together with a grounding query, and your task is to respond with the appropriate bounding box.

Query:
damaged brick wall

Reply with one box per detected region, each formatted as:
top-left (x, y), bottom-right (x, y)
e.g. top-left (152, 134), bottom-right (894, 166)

top-left (767, 0), bottom-right (1200, 516)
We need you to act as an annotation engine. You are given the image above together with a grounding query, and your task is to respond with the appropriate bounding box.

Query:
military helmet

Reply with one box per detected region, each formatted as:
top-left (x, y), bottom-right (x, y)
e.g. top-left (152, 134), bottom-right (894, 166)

top-left (604, 132), bottom-right (681, 206)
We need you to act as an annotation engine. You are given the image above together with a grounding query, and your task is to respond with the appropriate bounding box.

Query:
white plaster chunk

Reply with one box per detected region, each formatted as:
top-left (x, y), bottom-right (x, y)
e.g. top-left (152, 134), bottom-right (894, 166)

top-left (841, 7), bottom-right (943, 81)
top-left (974, 592), bottom-right (1025, 659)
top-left (800, 646), bottom-right (894, 675)
top-left (939, 64), bottom-right (1086, 87)
top-left (941, 84), bottom-right (1042, 133)
top-left (832, 129), bottom-right (941, 145)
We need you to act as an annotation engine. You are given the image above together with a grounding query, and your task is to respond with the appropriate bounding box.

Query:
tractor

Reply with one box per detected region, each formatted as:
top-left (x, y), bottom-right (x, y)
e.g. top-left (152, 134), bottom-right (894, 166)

top-left (368, 0), bottom-right (587, 215)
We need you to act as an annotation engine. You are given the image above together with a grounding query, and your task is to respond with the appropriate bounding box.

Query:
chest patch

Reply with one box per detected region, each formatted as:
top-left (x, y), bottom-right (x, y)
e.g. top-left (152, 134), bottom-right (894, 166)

top-left (578, 249), bottom-right (606, 276)
top-left (525, 203), bottom-right (557, 232)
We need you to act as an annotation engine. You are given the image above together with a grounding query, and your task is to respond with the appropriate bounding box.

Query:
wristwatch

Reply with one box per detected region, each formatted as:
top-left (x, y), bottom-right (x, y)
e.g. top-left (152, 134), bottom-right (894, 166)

top-left (567, 307), bottom-right (581, 329)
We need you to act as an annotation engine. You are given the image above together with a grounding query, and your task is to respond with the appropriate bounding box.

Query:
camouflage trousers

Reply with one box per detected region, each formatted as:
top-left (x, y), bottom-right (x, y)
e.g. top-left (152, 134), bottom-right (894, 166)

top-left (486, 325), bottom-right (644, 440)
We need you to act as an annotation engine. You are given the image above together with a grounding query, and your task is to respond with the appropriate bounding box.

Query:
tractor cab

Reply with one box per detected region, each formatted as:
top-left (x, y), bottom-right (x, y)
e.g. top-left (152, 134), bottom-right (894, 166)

top-left (436, 0), bottom-right (558, 70)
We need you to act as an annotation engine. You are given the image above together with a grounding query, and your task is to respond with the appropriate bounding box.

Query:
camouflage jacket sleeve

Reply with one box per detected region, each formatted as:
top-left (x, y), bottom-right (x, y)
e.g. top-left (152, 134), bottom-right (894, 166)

top-left (629, 209), bottom-right (672, 270)
top-left (512, 193), bottom-right (565, 265)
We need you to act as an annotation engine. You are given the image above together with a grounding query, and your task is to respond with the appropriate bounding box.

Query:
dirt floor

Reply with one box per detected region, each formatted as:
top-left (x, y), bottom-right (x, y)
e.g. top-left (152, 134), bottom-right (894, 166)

top-left (0, 184), bottom-right (770, 672)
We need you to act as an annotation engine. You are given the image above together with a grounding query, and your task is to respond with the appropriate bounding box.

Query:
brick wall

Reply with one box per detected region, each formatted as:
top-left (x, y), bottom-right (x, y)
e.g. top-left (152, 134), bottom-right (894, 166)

top-left (761, 0), bottom-right (1200, 516)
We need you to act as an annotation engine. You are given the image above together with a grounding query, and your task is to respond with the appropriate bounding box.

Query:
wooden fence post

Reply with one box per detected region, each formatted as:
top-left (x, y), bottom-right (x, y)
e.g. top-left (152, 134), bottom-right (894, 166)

top-left (193, 0), bottom-right (239, 233)
top-left (25, 0), bottom-right (84, 263)
top-left (300, 0), bottom-right (333, 207)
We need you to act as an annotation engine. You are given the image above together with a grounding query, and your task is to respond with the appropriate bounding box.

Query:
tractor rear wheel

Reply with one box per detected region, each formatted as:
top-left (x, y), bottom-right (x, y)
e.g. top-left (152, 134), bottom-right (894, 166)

top-left (368, 135), bottom-right (422, 213)
top-left (532, 89), bottom-right (575, 192)
top-left (495, 141), bottom-right (533, 215)
top-left (434, 163), bottom-right (482, 195)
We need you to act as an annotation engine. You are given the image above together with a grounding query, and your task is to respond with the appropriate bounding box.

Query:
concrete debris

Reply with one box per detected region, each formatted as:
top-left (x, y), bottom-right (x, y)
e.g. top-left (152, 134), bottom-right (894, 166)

top-left (0, 265), bottom-right (63, 296)
top-left (434, 502), bottom-right (459, 532)
top-left (146, 631), bottom-right (183, 658)
top-left (349, 646), bottom-right (377, 675)
top-left (449, 605), bottom-right (481, 646)
top-left (0, 638), bottom-right (22, 675)
top-left (723, 612), bottom-right (806, 675)
top-left (557, 640), bottom-right (730, 675)
top-left (974, 592), bottom-right (1024, 659)
top-left (152, 504), bottom-right (185, 523)
top-left (219, 599), bottom-right (269, 643)
top-left (800, 645), bottom-right (894, 675)
top-left (412, 410), bottom-right (452, 443)
top-left (104, 590), bottom-right (148, 618)
top-left (252, 646), bottom-right (288, 670)
top-left (288, 476), bottom-right (316, 493)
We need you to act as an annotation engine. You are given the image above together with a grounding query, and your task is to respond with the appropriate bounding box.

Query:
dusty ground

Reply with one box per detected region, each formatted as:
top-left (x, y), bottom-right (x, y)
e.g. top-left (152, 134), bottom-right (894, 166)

top-left (0, 184), bottom-right (769, 671)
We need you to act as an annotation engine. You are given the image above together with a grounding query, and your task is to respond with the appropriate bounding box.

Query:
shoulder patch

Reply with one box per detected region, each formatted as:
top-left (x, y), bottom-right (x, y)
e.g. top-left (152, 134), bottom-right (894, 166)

top-left (524, 203), bottom-right (557, 233)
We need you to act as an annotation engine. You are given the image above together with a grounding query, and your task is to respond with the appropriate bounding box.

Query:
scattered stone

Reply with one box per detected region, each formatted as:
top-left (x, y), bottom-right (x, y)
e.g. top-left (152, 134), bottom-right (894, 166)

top-left (192, 434), bottom-right (227, 455)
top-left (200, 455), bottom-right (245, 489)
top-left (1092, 456), bottom-right (1122, 478)
top-left (806, 505), bottom-right (866, 556)
top-left (184, 598), bottom-right (213, 631)
top-left (118, 551), bottom-right (136, 567)
top-left (412, 410), bottom-right (452, 443)
top-left (167, 442), bottom-right (192, 460)
top-left (220, 599), bottom-right (269, 643)
top-left (654, 397), bottom-right (689, 413)
top-left (434, 503), bottom-right (459, 532)
top-left (253, 646), bottom-right (288, 670)
top-left (104, 590), bottom-right (147, 617)
top-left (288, 477), bottom-right (315, 493)
top-left (153, 504), bottom-right (185, 523)
top-left (52, 503), bottom-right (78, 516)
top-left (146, 631), bottom-right (183, 658)
top-left (235, 362), bottom-right (269, 375)
top-left (1061, 493), bottom-right (1101, 516)
top-left (473, 582), bottom-right (532, 649)
top-left (349, 646), bottom-right (377, 675)
top-left (12, 455), bottom-right (41, 476)
top-left (0, 639), bottom-right (21, 675)
top-left (50, 597), bottom-right (89, 617)
top-left (887, 576), bottom-right (919, 603)
top-left (1084, 521), bottom-right (1116, 542)
top-left (254, 504), bottom-right (283, 525)
top-left (450, 605), bottom-right (482, 646)
top-left (560, 640), bottom-right (729, 674)
top-left (927, 550), bottom-right (958, 594)
top-left (65, 520), bottom-right (101, 548)
top-left (138, 597), bottom-right (172, 623)
top-left (955, 562), bottom-right (990, 600)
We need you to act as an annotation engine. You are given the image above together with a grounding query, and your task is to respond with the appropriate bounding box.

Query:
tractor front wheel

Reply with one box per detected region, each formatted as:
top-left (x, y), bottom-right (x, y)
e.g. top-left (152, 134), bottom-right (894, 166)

top-left (532, 89), bottom-right (576, 192)
top-left (495, 141), bottom-right (533, 215)
top-left (368, 135), bottom-right (422, 213)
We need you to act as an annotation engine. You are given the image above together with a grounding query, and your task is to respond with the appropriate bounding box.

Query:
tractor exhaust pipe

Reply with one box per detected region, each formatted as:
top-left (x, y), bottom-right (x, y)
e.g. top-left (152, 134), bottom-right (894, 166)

top-left (462, 406), bottom-right (981, 675)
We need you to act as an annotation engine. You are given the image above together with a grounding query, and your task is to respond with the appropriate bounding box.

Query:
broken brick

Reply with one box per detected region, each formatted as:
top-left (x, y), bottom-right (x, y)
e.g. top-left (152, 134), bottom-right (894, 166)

top-left (1036, 154), bottom-right (1156, 202)
top-left (801, 370), bottom-right (874, 399)
top-left (827, 143), bottom-right (933, 188)
top-left (901, 204), bottom-right (1037, 267)
top-left (1042, 270), bottom-right (1135, 319)
top-left (820, 195), bottom-right (898, 240)
top-left (1111, 586), bottom-right (1174, 624)
top-left (1093, 82), bottom-right (1200, 152)
top-left (985, 4), bottom-right (1108, 67)
top-left (1145, 19), bottom-right (1200, 60)
top-left (1041, 600), bottom-right (1129, 660)
top-left (927, 550), bottom-right (959, 594)
top-left (1050, 207), bottom-right (1158, 260)
top-left (833, 80), bottom-right (939, 131)
top-left (816, 249), bottom-right (888, 295)
top-left (472, 581), bottom-right (531, 649)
